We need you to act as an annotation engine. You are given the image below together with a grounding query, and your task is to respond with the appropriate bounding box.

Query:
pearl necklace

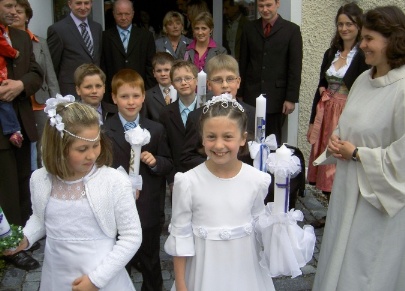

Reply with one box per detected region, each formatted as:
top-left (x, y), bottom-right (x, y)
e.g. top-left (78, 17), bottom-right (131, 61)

top-left (339, 53), bottom-right (347, 60)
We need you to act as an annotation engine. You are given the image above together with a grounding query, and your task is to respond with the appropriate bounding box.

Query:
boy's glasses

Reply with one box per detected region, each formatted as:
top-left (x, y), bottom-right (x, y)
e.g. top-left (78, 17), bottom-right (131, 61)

top-left (173, 76), bottom-right (195, 84)
top-left (210, 77), bottom-right (239, 84)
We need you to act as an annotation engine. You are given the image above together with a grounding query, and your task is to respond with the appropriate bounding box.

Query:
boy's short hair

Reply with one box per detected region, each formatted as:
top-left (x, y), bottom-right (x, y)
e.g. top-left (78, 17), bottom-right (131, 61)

top-left (205, 54), bottom-right (240, 78)
top-left (74, 63), bottom-right (106, 87)
top-left (111, 69), bottom-right (145, 95)
top-left (170, 60), bottom-right (198, 81)
top-left (152, 52), bottom-right (175, 69)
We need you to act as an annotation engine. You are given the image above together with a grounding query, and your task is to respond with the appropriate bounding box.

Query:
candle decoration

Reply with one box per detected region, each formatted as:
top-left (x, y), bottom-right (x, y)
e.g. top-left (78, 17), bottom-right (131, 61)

top-left (0, 206), bottom-right (23, 252)
top-left (125, 126), bottom-right (151, 191)
top-left (197, 70), bottom-right (207, 108)
top-left (248, 134), bottom-right (277, 172)
top-left (254, 144), bottom-right (315, 278)
top-left (255, 94), bottom-right (266, 143)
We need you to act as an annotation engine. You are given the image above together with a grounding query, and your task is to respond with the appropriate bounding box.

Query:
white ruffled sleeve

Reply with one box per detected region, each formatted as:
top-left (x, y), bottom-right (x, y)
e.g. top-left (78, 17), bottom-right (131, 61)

top-left (252, 172), bottom-right (272, 220)
top-left (164, 172), bottom-right (195, 256)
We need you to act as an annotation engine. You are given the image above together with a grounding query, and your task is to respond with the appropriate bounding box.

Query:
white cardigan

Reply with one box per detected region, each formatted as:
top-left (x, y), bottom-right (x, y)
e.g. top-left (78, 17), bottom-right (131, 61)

top-left (24, 166), bottom-right (142, 288)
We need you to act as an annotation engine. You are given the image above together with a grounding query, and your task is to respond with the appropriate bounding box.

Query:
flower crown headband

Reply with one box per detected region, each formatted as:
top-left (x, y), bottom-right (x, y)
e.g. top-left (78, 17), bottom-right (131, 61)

top-left (202, 94), bottom-right (245, 114)
top-left (44, 94), bottom-right (100, 142)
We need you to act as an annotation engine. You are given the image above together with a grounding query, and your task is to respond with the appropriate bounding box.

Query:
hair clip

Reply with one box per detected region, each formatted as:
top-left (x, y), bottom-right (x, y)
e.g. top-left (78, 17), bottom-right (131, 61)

top-left (202, 93), bottom-right (245, 114)
top-left (44, 94), bottom-right (75, 138)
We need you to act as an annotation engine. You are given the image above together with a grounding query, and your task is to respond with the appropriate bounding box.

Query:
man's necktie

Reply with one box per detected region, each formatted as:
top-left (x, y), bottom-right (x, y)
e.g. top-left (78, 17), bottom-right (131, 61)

top-left (80, 22), bottom-right (94, 57)
top-left (163, 87), bottom-right (171, 105)
top-left (124, 121), bottom-right (137, 132)
top-left (264, 23), bottom-right (271, 37)
top-left (121, 30), bottom-right (129, 52)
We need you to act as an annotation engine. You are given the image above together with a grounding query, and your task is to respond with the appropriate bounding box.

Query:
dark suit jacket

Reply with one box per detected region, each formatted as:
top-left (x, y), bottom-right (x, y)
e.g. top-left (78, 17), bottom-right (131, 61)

top-left (0, 27), bottom-right (43, 147)
top-left (180, 100), bottom-right (255, 172)
top-left (104, 114), bottom-right (173, 228)
top-left (100, 101), bottom-right (117, 123)
top-left (159, 100), bottom-right (195, 184)
top-left (101, 26), bottom-right (156, 103)
top-left (239, 16), bottom-right (303, 113)
top-left (47, 15), bottom-right (102, 97)
top-left (309, 47), bottom-right (369, 123)
top-left (0, 27), bottom-right (43, 225)
top-left (223, 14), bottom-right (249, 61)
top-left (144, 84), bottom-right (166, 122)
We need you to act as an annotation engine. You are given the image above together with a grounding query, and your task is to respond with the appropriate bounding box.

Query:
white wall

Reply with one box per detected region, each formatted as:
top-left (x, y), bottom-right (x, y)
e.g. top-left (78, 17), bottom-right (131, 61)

top-left (29, 0), bottom-right (53, 38)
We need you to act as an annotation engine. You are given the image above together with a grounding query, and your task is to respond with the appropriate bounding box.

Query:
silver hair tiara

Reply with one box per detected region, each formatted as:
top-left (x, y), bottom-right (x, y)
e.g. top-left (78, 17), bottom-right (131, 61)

top-left (44, 94), bottom-right (100, 141)
top-left (202, 94), bottom-right (245, 114)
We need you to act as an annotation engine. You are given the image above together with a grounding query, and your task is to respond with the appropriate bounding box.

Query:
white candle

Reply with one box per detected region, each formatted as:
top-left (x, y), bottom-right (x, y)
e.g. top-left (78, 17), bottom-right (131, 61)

top-left (170, 87), bottom-right (177, 102)
top-left (130, 145), bottom-right (142, 176)
top-left (197, 70), bottom-right (207, 107)
top-left (274, 144), bottom-right (292, 214)
top-left (255, 94), bottom-right (266, 142)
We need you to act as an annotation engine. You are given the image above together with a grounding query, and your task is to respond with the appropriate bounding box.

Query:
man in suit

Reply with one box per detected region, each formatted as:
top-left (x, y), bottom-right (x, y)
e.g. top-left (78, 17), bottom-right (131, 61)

top-left (47, 0), bottom-right (102, 98)
top-left (239, 0), bottom-right (302, 144)
top-left (222, 0), bottom-right (249, 62)
top-left (0, 0), bottom-right (43, 270)
top-left (101, 0), bottom-right (156, 104)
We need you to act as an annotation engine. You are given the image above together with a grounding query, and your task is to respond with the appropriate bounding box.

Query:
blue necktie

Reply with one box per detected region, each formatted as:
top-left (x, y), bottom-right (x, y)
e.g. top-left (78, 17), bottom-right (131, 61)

top-left (121, 30), bottom-right (129, 52)
top-left (124, 121), bottom-right (137, 131)
top-left (181, 108), bottom-right (190, 126)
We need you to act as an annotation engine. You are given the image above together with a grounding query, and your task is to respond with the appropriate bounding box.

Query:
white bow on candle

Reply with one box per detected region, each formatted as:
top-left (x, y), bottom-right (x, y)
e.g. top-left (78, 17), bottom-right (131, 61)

top-left (124, 126), bottom-right (151, 191)
top-left (248, 134), bottom-right (277, 172)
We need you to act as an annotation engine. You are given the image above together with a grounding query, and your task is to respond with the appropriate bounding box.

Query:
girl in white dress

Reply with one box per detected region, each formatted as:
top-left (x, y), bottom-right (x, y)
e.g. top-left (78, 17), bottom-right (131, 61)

top-left (165, 95), bottom-right (275, 291)
top-left (6, 99), bottom-right (142, 291)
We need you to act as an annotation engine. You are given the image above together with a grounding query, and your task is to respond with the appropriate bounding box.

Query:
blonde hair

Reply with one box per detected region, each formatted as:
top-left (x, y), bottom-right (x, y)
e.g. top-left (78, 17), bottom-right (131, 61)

top-left (162, 11), bottom-right (185, 35)
top-left (41, 102), bottom-right (112, 179)
top-left (206, 54), bottom-right (239, 78)
top-left (111, 69), bottom-right (145, 95)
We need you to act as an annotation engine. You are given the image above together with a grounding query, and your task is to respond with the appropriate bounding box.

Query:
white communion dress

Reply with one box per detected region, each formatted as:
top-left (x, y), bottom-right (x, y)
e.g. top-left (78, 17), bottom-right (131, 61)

top-left (39, 172), bottom-right (135, 290)
top-left (165, 163), bottom-right (275, 291)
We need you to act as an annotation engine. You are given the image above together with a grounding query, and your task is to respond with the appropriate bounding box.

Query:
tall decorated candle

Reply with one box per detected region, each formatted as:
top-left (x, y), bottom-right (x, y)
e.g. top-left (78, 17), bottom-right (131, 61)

top-left (274, 144), bottom-right (292, 214)
top-left (255, 94), bottom-right (266, 142)
top-left (197, 70), bottom-right (207, 108)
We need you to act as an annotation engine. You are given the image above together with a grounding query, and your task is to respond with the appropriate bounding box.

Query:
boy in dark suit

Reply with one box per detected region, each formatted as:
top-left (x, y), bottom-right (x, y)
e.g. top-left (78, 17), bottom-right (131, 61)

top-left (181, 54), bottom-right (255, 171)
top-left (159, 60), bottom-right (198, 189)
top-left (104, 69), bottom-right (173, 291)
top-left (144, 52), bottom-right (175, 122)
top-left (74, 64), bottom-right (117, 123)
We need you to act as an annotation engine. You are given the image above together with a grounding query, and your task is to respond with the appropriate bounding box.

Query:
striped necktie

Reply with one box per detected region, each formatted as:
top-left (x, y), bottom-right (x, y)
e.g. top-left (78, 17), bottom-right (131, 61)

top-left (163, 87), bottom-right (171, 105)
top-left (121, 30), bottom-right (130, 52)
top-left (124, 121), bottom-right (137, 131)
top-left (80, 22), bottom-right (94, 57)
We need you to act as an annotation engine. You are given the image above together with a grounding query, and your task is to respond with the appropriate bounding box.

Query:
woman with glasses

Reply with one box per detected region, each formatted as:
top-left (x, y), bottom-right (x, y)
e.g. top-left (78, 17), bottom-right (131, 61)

top-left (313, 5), bottom-right (405, 290)
top-left (181, 11), bottom-right (227, 72)
top-left (306, 3), bottom-right (368, 228)
top-left (156, 11), bottom-right (192, 60)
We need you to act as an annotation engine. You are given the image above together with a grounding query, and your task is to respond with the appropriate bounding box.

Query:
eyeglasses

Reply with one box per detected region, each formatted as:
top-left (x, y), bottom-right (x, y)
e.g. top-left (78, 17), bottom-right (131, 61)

top-left (209, 77), bottom-right (239, 84)
top-left (172, 76), bottom-right (195, 84)
top-left (337, 22), bottom-right (355, 28)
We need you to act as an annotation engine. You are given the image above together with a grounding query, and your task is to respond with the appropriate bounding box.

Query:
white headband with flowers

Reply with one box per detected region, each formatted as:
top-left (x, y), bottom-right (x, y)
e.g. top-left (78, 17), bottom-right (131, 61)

top-left (202, 93), bottom-right (245, 114)
top-left (44, 94), bottom-right (100, 142)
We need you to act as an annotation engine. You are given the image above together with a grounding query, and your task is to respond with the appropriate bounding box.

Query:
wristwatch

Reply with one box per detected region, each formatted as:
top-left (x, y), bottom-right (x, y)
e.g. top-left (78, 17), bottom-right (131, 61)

top-left (352, 148), bottom-right (359, 161)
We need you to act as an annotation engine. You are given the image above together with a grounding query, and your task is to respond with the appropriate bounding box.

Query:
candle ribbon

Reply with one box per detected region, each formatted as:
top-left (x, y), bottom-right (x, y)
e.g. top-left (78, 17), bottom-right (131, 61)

top-left (248, 134), bottom-right (278, 172)
top-left (276, 177), bottom-right (290, 213)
